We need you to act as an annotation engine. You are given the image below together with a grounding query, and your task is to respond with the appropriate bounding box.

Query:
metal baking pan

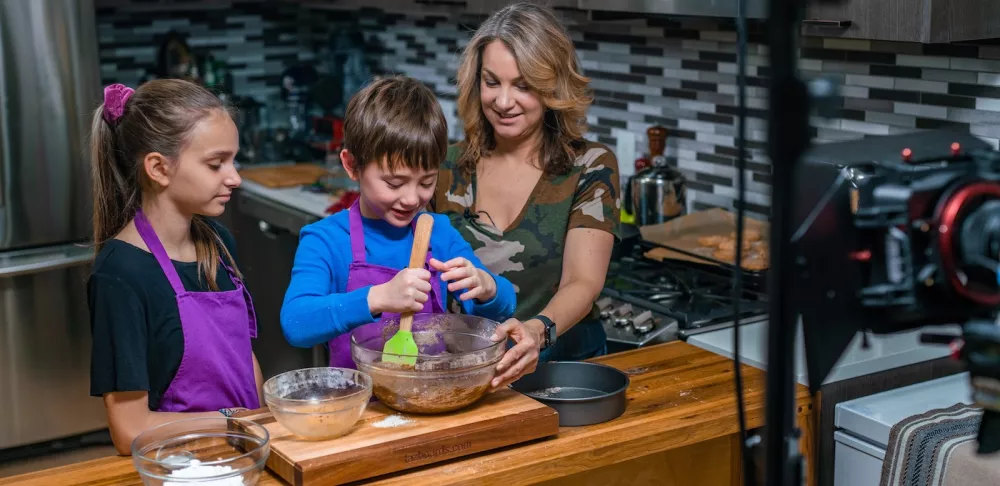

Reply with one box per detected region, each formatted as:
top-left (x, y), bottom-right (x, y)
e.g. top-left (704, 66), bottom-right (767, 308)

top-left (511, 362), bottom-right (629, 426)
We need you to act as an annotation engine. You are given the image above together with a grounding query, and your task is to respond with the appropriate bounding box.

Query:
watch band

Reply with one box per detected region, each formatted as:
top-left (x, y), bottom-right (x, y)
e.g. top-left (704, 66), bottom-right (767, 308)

top-left (219, 407), bottom-right (247, 417)
top-left (531, 314), bottom-right (557, 350)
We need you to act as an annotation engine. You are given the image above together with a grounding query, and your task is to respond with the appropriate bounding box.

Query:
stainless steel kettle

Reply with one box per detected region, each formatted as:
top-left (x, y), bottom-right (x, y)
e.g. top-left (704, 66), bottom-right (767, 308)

top-left (624, 126), bottom-right (687, 226)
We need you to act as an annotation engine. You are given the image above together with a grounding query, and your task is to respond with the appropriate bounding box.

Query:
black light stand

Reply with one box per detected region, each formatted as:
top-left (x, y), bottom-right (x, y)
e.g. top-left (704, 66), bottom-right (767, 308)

top-left (762, 0), bottom-right (812, 484)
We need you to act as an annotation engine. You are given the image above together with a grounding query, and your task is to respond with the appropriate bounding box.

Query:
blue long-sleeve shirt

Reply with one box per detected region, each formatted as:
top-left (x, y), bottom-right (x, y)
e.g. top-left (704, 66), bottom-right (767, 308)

top-left (280, 210), bottom-right (517, 348)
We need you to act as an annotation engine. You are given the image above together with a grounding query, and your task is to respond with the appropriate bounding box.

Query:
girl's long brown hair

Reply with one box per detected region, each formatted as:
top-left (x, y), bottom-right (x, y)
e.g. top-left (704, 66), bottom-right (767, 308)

top-left (89, 79), bottom-right (240, 290)
top-left (455, 2), bottom-right (593, 177)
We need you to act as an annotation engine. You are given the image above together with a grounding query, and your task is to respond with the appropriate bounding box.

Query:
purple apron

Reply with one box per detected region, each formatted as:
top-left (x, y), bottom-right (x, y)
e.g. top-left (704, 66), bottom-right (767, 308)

top-left (327, 199), bottom-right (445, 368)
top-left (134, 210), bottom-right (261, 412)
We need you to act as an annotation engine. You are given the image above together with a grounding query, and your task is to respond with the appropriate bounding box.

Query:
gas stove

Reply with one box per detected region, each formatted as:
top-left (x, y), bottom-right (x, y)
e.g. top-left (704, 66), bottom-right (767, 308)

top-left (599, 241), bottom-right (769, 351)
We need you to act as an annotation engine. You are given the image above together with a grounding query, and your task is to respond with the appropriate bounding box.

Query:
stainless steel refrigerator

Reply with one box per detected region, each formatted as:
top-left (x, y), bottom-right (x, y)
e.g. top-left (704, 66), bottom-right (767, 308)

top-left (0, 0), bottom-right (107, 449)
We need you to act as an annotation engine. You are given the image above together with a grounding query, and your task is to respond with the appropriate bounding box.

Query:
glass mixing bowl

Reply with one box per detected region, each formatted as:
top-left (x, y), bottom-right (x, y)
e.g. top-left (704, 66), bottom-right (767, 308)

top-left (350, 313), bottom-right (505, 414)
top-left (131, 417), bottom-right (269, 486)
top-left (262, 367), bottom-right (372, 440)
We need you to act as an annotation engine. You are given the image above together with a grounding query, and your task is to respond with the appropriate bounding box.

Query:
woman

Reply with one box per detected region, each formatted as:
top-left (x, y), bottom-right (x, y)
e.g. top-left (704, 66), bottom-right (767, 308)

top-left (431, 2), bottom-right (620, 390)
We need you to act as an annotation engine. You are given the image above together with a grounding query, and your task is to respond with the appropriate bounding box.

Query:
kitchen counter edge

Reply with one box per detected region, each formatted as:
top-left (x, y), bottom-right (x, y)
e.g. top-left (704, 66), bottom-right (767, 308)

top-left (0, 341), bottom-right (814, 486)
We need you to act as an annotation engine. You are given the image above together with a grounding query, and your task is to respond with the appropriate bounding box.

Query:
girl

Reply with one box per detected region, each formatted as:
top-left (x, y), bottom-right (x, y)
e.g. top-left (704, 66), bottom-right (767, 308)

top-left (280, 76), bottom-right (517, 368)
top-left (88, 80), bottom-right (261, 454)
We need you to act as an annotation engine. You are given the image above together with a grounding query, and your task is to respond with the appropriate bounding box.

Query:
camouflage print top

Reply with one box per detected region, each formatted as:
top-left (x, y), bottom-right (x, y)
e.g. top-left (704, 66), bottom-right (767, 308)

top-left (431, 141), bottom-right (621, 358)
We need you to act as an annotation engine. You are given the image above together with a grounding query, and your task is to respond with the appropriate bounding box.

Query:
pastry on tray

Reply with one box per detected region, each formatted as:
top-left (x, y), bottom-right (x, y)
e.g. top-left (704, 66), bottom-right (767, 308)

top-left (728, 228), bottom-right (762, 242)
top-left (697, 235), bottom-right (727, 247)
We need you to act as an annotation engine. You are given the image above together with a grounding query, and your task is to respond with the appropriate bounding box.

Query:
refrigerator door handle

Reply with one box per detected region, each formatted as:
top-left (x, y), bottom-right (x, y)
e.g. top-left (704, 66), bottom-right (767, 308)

top-left (0, 16), bottom-right (9, 246)
top-left (0, 246), bottom-right (92, 279)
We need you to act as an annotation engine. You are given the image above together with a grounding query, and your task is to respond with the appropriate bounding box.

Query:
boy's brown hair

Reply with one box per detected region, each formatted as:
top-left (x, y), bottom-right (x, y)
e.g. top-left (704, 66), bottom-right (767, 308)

top-left (343, 76), bottom-right (448, 173)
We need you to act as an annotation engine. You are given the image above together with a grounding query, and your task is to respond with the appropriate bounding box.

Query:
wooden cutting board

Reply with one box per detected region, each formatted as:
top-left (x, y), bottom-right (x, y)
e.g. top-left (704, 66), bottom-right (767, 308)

top-left (239, 164), bottom-right (329, 188)
top-left (237, 388), bottom-right (559, 485)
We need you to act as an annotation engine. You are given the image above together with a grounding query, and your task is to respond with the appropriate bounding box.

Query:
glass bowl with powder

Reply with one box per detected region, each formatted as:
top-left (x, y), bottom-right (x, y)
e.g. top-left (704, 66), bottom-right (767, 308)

top-left (132, 417), bottom-right (269, 486)
top-left (263, 367), bottom-right (373, 440)
top-left (350, 314), bottom-right (504, 414)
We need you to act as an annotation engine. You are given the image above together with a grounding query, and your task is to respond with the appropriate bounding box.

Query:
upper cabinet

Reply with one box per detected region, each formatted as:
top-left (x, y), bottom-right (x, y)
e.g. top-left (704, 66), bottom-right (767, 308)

top-left (576, 0), bottom-right (767, 19)
top-left (803, 0), bottom-right (1000, 43)
top-left (473, 0), bottom-right (578, 14)
top-left (315, 0), bottom-right (1000, 43)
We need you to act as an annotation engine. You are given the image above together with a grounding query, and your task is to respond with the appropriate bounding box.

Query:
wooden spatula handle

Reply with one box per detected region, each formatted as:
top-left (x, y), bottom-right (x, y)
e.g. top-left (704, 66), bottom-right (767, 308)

top-left (399, 213), bottom-right (434, 333)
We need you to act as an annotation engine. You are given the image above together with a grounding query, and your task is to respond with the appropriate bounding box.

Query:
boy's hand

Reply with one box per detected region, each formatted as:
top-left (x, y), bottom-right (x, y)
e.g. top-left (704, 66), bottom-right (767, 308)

top-left (429, 257), bottom-right (497, 303)
top-left (369, 268), bottom-right (431, 315)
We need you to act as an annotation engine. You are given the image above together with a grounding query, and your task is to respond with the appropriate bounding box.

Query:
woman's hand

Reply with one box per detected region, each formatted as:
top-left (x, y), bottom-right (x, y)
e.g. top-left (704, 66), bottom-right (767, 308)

top-left (489, 318), bottom-right (545, 390)
top-left (430, 257), bottom-right (497, 303)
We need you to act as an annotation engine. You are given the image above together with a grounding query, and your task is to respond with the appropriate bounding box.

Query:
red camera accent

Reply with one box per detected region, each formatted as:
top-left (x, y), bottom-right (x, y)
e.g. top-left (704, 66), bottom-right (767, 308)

top-left (937, 182), bottom-right (1000, 306)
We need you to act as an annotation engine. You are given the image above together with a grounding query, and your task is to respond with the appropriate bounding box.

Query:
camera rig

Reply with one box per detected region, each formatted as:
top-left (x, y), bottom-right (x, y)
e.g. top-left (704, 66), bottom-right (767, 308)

top-left (793, 132), bottom-right (1000, 450)
top-left (758, 1), bottom-right (1000, 485)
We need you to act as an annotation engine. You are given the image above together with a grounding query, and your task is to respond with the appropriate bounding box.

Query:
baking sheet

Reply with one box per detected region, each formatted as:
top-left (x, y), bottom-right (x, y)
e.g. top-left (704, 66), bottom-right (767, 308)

top-left (638, 208), bottom-right (770, 271)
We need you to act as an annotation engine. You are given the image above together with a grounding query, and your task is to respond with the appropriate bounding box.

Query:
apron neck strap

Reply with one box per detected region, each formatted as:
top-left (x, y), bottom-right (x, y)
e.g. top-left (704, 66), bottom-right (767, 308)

top-left (348, 198), bottom-right (433, 265)
top-left (348, 198), bottom-right (367, 263)
top-left (134, 209), bottom-right (186, 295)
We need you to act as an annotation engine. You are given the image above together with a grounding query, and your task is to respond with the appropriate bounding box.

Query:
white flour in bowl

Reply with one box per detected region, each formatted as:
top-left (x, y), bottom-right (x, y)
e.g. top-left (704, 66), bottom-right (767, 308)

top-left (163, 459), bottom-right (244, 486)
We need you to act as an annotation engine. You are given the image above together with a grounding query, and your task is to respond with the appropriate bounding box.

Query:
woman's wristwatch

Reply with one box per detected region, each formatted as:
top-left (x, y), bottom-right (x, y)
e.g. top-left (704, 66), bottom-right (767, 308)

top-left (219, 407), bottom-right (247, 417)
top-left (531, 315), bottom-right (557, 350)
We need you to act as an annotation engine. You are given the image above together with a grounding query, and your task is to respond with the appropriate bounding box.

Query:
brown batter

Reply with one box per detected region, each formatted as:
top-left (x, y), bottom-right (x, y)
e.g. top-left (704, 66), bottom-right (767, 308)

top-left (373, 382), bottom-right (491, 414)
top-left (366, 352), bottom-right (495, 414)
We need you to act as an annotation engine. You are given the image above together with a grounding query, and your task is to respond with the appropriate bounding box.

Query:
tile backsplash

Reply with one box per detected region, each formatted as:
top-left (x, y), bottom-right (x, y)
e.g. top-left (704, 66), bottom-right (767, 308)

top-left (96, 0), bottom-right (1000, 218)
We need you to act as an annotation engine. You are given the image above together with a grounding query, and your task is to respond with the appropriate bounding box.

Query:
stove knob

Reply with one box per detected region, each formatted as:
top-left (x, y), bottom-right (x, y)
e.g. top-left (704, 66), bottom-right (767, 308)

top-left (632, 310), bottom-right (654, 326)
top-left (614, 317), bottom-right (631, 328)
top-left (600, 310), bottom-right (612, 320)
top-left (613, 303), bottom-right (633, 317)
top-left (633, 320), bottom-right (655, 334)
top-left (596, 296), bottom-right (614, 311)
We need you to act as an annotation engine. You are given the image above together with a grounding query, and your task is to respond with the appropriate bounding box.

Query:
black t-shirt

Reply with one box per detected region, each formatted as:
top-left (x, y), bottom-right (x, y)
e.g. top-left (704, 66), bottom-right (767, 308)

top-left (88, 220), bottom-right (242, 411)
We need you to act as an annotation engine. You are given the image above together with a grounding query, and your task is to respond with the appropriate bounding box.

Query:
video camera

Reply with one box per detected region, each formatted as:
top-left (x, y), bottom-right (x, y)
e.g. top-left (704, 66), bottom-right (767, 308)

top-left (754, 0), bottom-right (1000, 484)
top-left (791, 130), bottom-right (1000, 454)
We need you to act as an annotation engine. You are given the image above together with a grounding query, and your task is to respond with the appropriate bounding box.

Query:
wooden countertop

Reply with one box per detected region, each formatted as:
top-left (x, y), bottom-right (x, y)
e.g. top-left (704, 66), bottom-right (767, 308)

top-left (0, 342), bottom-right (814, 486)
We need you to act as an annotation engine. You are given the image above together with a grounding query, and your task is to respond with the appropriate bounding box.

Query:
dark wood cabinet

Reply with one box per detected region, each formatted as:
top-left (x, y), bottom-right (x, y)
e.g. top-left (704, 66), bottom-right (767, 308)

top-left (803, 0), bottom-right (1000, 43)
top-left (227, 189), bottom-right (326, 382)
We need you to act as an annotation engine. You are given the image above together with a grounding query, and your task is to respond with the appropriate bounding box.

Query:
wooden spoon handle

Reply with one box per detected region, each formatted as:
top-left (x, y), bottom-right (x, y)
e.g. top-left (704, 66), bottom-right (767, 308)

top-left (399, 213), bottom-right (434, 333)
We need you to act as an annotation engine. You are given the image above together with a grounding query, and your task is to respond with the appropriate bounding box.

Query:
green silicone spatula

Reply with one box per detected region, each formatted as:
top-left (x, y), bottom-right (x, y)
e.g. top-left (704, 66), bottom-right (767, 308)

top-left (382, 213), bottom-right (435, 366)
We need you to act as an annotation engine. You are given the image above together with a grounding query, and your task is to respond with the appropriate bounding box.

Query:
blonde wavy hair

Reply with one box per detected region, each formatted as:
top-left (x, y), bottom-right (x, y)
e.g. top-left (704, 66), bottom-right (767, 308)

top-left (455, 2), bottom-right (593, 177)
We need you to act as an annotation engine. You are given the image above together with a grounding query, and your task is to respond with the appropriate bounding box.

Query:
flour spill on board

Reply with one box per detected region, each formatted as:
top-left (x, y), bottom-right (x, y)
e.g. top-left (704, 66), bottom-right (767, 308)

top-left (163, 459), bottom-right (244, 486)
top-left (372, 414), bottom-right (413, 428)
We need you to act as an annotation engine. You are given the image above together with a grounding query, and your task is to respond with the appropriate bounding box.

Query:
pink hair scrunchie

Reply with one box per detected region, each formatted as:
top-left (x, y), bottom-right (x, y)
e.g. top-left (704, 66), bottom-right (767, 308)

top-left (102, 83), bottom-right (135, 124)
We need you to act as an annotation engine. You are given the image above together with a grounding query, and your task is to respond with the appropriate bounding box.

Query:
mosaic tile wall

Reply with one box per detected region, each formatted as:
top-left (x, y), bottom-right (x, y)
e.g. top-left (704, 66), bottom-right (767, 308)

top-left (96, 0), bottom-right (1000, 217)
top-left (95, 0), bottom-right (314, 103)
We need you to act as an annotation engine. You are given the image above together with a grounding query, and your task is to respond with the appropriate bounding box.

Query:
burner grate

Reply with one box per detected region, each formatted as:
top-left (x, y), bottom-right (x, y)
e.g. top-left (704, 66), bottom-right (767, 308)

top-left (603, 241), bottom-right (767, 330)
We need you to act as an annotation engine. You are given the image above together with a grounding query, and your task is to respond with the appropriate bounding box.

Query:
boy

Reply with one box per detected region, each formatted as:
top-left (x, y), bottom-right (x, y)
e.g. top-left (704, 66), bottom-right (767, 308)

top-left (280, 76), bottom-right (516, 368)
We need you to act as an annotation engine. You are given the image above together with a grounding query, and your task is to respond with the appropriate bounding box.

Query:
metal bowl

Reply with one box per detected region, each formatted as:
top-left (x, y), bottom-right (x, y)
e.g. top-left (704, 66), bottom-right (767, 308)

top-left (131, 417), bottom-right (269, 486)
top-left (350, 314), bottom-right (505, 414)
top-left (511, 361), bottom-right (630, 426)
top-left (263, 367), bottom-right (372, 440)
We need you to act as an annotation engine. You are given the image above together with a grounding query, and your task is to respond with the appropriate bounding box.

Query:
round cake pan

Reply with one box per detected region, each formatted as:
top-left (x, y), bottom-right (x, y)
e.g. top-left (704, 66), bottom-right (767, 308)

top-left (511, 361), bottom-right (629, 426)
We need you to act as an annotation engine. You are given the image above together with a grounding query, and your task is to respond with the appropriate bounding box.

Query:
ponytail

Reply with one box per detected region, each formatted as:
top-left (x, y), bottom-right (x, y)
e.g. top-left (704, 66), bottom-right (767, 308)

top-left (90, 105), bottom-right (140, 253)
top-left (88, 79), bottom-right (243, 289)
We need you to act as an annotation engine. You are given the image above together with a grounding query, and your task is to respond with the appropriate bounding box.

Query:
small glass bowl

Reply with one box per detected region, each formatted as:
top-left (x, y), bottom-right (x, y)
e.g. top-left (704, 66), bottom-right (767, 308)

top-left (131, 417), bottom-right (269, 486)
top-left (262, 367), bottom-right (372, 440)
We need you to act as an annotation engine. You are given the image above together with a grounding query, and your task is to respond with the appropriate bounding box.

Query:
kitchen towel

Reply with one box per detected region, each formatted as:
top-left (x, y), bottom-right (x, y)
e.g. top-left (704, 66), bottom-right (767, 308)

top-left (879, 402), bottom-right (1000, 486)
